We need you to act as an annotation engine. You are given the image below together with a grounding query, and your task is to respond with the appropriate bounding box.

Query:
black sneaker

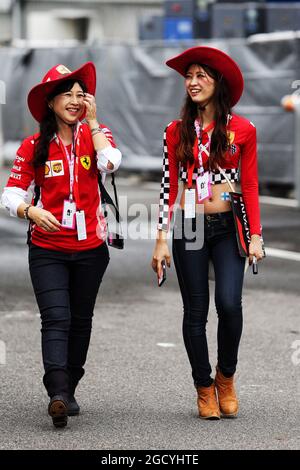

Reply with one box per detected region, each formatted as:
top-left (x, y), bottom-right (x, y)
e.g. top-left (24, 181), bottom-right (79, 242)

top-left (68, 396), bottom-right (80, 416)
top-left (48, 395), bottom-right (68, 428)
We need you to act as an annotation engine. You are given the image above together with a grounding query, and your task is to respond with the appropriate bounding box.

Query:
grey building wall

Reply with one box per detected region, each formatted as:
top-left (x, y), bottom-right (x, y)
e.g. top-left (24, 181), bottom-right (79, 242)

top-left (6, 0), bottom-right (163, 43)
top-left (0, 0), bottom-right (12, 42)
top-left (0, 13), bottom-right (11, 42)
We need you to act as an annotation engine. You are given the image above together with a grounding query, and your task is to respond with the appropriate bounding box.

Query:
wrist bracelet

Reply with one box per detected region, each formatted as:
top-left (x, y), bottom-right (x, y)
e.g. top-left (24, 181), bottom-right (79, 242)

top-left (91, 127), bottom-right (103, 136)
top-left (24, 204), bottom-right (32, 221)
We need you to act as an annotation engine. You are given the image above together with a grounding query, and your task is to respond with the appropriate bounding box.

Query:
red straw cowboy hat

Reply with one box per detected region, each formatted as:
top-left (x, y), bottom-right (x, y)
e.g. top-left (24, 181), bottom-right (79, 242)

top-left (166, 46), bottom-right (244, 107)
top-left (27, 62), bottom-right (96, 123)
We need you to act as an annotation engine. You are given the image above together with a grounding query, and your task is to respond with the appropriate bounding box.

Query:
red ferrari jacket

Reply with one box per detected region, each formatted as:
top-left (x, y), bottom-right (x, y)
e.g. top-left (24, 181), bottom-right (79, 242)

top-left (158, 114), bottom-right (261, 236)
top-left (5, 122), bottom-right (116, 252)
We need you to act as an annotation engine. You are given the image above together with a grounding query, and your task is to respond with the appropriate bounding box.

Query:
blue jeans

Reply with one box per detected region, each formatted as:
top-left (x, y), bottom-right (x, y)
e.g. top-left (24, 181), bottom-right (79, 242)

top-left (172, 210), bottom-right (245, 387)
top-left (28, 243), bottom-right (109, 397)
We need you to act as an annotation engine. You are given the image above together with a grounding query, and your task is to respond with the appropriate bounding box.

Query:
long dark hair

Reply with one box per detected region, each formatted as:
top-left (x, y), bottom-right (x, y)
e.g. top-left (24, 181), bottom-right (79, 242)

top-left (176, 64), bottom-right (232, 170)
top-left (33, 79), bottom-right (87, 167)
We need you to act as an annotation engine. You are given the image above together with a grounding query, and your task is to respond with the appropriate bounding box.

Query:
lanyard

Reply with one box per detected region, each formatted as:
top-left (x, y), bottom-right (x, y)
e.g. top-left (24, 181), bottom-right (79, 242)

top-left (187, 120), bottom-right (215, 189)
top-left (57, 126), bottom-right (81, 207)
top-left (64, 142), bottom-right (75, 201)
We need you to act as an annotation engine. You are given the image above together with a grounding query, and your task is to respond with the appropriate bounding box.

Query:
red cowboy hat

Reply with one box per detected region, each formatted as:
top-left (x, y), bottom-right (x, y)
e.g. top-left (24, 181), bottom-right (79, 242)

top-left (166, 46), bottom-right (244, 107)
top-left (27, 62), bottom-right (96, 123)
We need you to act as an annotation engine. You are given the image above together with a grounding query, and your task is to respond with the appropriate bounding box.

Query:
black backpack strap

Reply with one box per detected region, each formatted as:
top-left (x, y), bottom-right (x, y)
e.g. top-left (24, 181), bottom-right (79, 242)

top-left (27, 185), bottom-right (40, 245)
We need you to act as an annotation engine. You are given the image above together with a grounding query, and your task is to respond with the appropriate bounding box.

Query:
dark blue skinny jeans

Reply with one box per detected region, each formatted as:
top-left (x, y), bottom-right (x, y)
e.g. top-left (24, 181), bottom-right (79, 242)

top-left (28, 242), bottom-right (109, 398)
top-left (172, 210), bottom-right (245, 388)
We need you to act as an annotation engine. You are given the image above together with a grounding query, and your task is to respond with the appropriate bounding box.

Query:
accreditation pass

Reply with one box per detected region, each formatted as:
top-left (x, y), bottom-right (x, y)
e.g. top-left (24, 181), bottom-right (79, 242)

top-left (184, 188), bottom-right (196, 218)
top-left (62, 200), bottom-right (76, 229)
top-left (75, 210), bottom-right (87, 240)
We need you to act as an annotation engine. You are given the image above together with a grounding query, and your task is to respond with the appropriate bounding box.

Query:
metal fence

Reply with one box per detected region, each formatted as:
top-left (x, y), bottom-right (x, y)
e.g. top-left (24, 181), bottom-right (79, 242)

top-left (0, 33), bottom-right (299, 189)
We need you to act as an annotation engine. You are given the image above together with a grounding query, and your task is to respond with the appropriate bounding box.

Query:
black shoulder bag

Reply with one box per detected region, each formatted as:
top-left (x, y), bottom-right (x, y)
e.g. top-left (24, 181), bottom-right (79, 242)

top-left (218, 166), bottom-right (265, 264)
top-left (26, 186), bottom-right (40, 246)
top-left (98, 173), bottom-right (124, 249)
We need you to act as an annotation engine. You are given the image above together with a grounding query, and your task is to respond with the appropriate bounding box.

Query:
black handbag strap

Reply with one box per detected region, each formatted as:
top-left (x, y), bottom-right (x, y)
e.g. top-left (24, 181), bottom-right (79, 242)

top-left (98, 173), bottom-right (121, 224)
top-left (26, 185), bottom-right (40, 245)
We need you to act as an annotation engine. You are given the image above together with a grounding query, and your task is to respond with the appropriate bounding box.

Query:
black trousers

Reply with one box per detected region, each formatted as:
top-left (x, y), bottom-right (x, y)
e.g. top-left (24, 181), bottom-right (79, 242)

top-left (29, 242), bottom-right (109, 398)
top-left (172, 210), bottom-right (245, 387)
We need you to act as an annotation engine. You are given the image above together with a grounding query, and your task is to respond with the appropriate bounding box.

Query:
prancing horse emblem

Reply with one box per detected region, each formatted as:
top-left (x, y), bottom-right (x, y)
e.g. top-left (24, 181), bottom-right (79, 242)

top-left (80, 155), bottom-right (91, 170)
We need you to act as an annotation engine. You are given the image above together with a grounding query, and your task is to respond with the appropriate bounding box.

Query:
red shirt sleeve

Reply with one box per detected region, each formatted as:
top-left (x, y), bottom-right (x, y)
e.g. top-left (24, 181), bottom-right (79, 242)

top-left (240, 122), bottom-right (261, 236)
top-left (6, 136), bottom-right (35, 190)
top-left (158, 121), bottom-right (179, 231)
top-left (100, 124), bottom-right (117, 148)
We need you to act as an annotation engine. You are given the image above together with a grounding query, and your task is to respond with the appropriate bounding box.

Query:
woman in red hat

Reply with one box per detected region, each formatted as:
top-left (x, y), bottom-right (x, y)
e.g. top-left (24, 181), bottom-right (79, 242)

top-left (152, 47), bottom-right (264, 420)
top-left (1, 62), bottom-right (122, 428)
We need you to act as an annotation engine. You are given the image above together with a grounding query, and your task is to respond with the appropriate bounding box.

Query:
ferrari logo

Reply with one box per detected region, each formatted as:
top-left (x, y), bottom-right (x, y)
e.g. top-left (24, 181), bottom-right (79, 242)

top-left (80, 155), bottom-right (91, 170)
top-left (227, 131), bottom-right (235, 145)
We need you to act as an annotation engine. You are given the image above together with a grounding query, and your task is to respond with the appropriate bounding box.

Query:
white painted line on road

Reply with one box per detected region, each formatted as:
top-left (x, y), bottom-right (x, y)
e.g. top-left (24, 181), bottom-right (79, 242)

top-left (260, 196), bottom-right (298, 208)
top-left (117, 178), bottom-right (159, 191)
top-left (143, 182), bottom-right (160, 191)
top-left (266, 247), bottom-right (300, 262)
top-left (157, 343), bottom-right (176, 348)
top-left (0, 340), bottom-right (6, 365)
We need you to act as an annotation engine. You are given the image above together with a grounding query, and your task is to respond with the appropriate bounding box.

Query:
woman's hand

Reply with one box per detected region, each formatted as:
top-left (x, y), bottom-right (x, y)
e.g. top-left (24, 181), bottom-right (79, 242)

top-left (151, 239), bottom-right (171, 277)
top-left (249, 235), bottom-right (264, 264)
top-left (83, 93), bottom-right (97, 123)
top-left (28, 207), bottom-right (61, 232)
top-left (84, 97), bottom-right (115, 172)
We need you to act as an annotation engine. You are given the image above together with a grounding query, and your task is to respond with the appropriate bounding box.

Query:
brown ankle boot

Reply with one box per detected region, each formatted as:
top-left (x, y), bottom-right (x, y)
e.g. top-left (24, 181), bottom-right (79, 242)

top-left (215, 367), bottom-right (238, 418)
top-left (196, 383), bottom-right (220, 420)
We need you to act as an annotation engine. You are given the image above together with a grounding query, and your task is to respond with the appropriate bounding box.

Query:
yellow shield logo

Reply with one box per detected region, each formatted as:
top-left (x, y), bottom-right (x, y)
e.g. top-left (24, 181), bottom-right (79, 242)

top-left (80, 155), bottom-right (91, 170)
top-left (227, 131), bottom-right (235, 145)
top-left (52, 162), bottom-right (62, 173)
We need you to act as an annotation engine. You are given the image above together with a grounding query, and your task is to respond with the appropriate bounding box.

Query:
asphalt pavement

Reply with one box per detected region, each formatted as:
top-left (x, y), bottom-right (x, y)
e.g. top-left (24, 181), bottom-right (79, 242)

top-left (0, 169), bottom-right (299, 450)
